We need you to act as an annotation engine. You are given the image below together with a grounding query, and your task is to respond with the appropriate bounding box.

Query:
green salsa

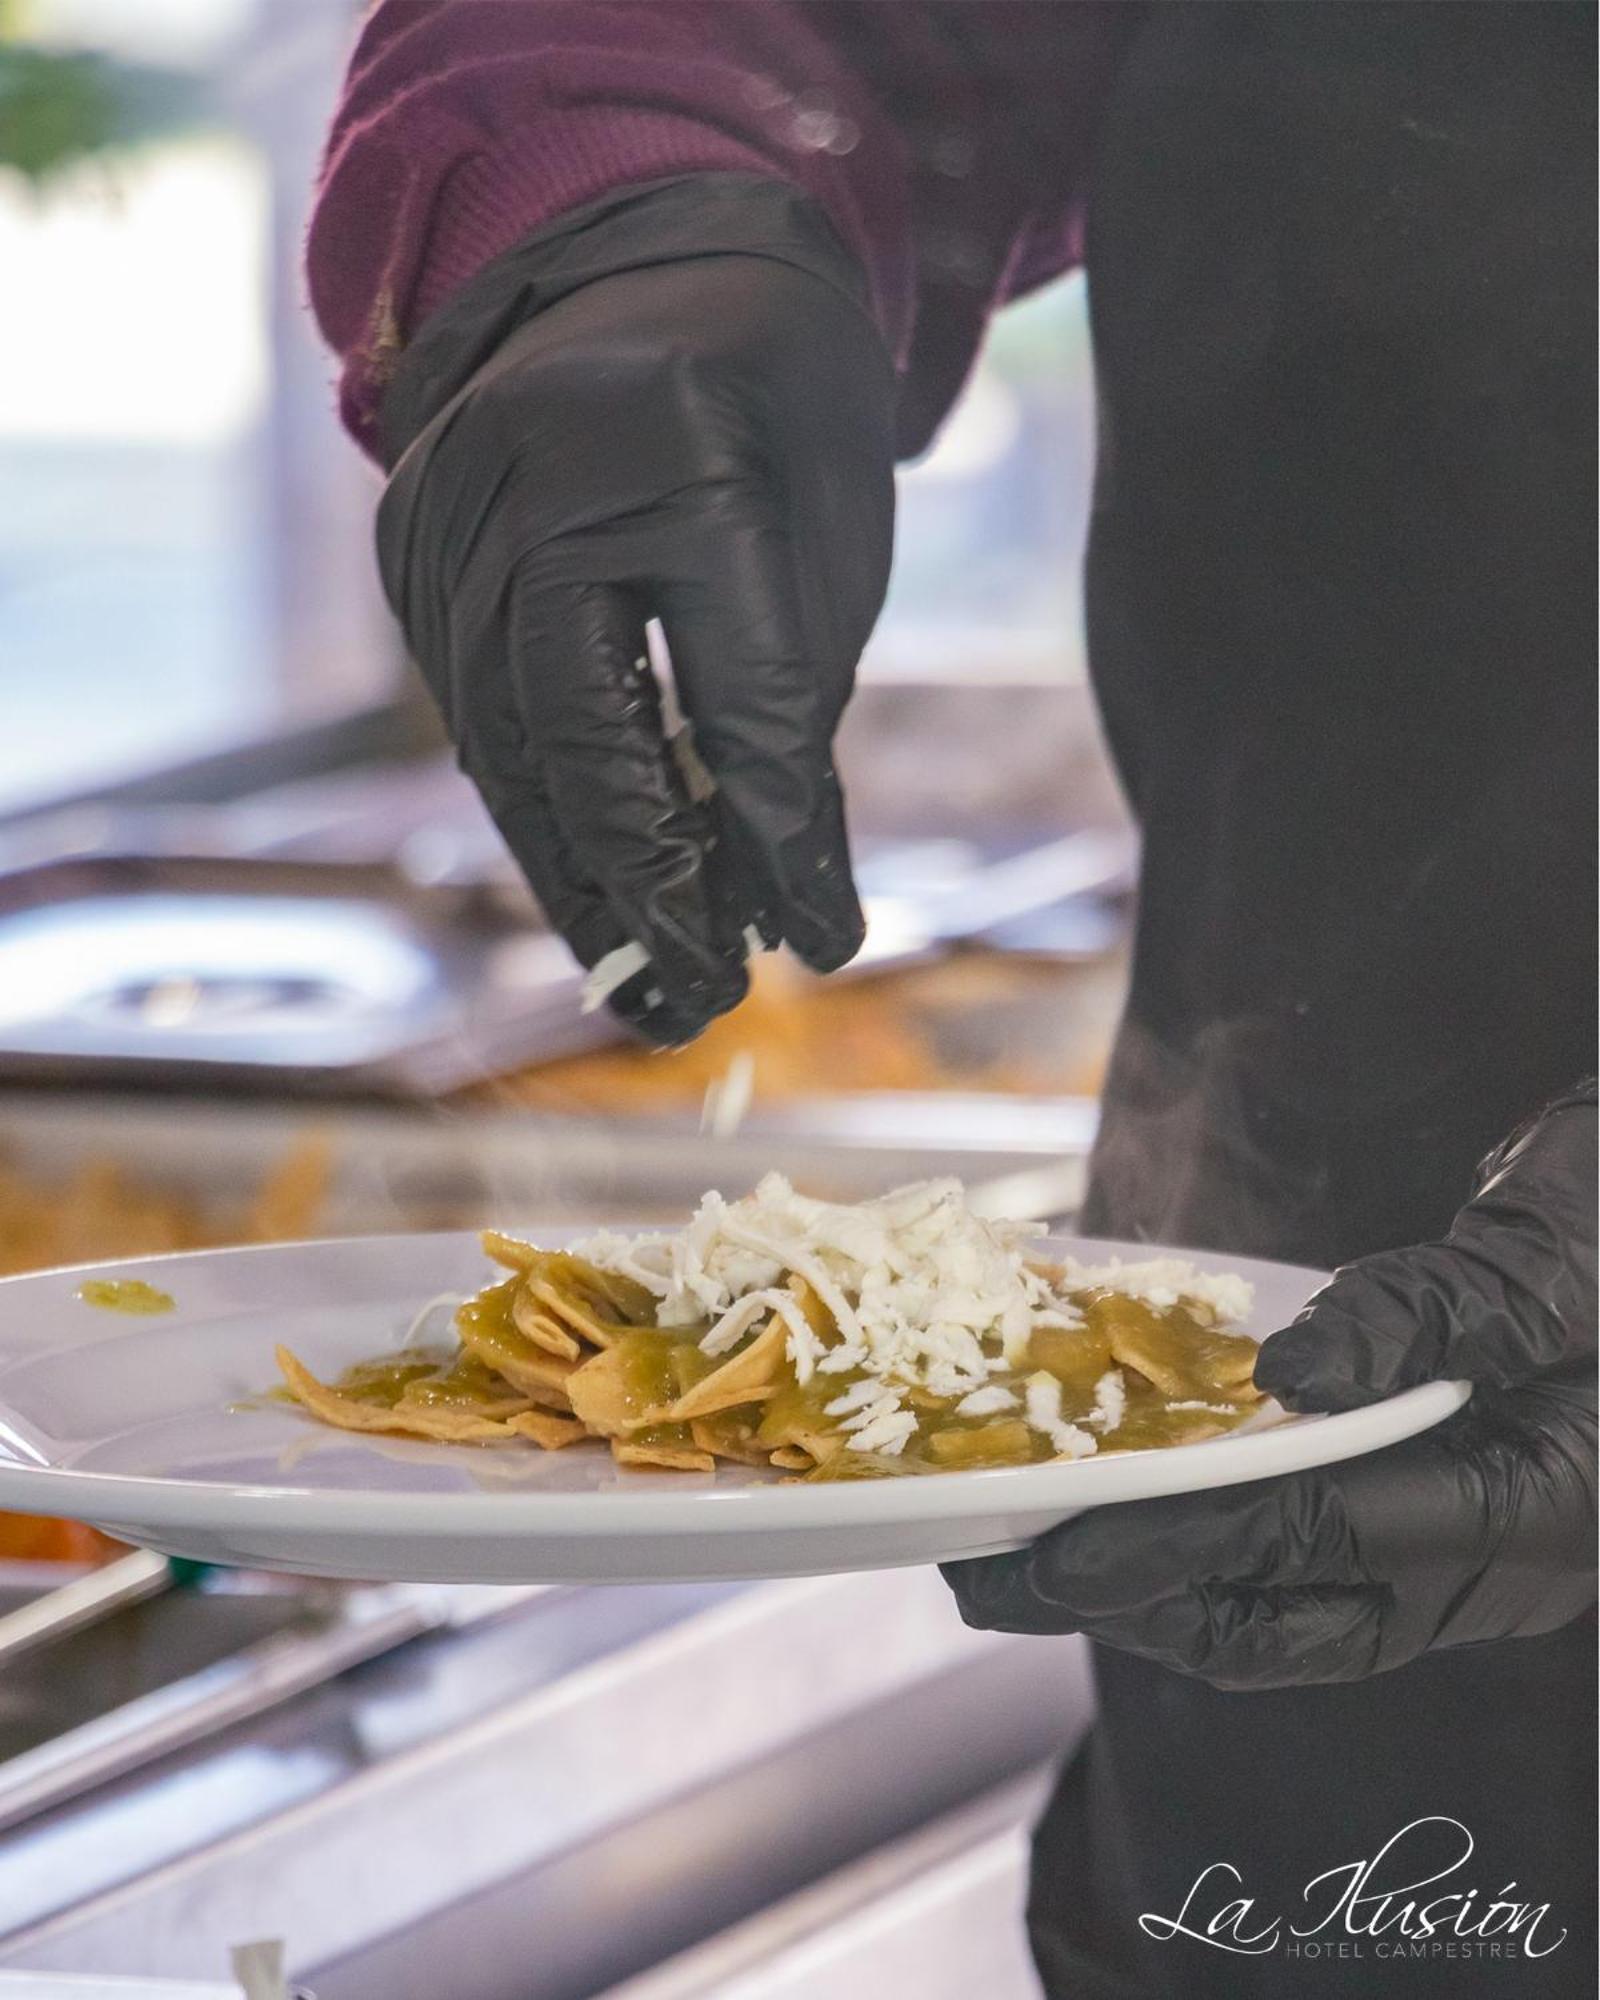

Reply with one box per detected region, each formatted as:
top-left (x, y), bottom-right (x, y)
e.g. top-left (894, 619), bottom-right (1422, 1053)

top-left (76, 1278), bottom-right (175, 1315)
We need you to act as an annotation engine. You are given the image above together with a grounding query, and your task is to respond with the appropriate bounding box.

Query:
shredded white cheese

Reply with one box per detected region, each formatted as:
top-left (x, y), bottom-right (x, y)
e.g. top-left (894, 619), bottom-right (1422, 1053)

top-left (569, 1178), bottom-right (1254, 1458)
top-left (1087, 1367), bottom-right (1126, 1432)
top-left (848, 1409), bottom-right (921, 1455)
top-left (581, 926), bottom-right (769, 1015)
top-left (579, 940), bottom-right (652, 1014)
top-left (953, 1384), bottom-right (1020, 1419)
top-left (1057, 1254), bottom-right (1253, 1326)
top-left (701, 1049), bottom-right (756, 1139)
top-left (825, 1379), bottom-right (893, 1418)
top-left (838, 1391), bottom-right (904, 1434)
top-left (573, 1174), bottom-right (1060, 1395)
top-left (1023, 1372), bottom-right (1099, 1461)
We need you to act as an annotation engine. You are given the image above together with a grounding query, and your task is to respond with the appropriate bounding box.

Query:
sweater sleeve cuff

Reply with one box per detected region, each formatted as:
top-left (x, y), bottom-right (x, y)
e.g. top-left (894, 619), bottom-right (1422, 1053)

top-left (376, 173), bottom-right (887, 469)
top-left (329, 114), bottom-right (781, 454)
top-left (318, 109), bottom-right (911, 459)
top-left (412, 113), bottom-right (797, 334)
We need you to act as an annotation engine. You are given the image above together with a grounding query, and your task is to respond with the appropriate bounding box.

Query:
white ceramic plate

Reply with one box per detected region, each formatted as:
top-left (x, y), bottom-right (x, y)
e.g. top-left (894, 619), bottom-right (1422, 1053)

top-left (0, 1232), bottom-right (1469, 1583)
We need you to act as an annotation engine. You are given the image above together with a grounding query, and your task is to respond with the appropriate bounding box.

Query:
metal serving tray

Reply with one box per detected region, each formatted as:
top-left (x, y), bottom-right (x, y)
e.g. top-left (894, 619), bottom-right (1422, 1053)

top-left (0, 829), bottom-right (1133, 1099)
top-left (0, 854), bottom-right (610, 1096)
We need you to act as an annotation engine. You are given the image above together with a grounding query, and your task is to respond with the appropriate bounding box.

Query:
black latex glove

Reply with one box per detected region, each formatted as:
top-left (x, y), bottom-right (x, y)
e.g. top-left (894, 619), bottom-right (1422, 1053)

top-left (943, 1086), bottom-right (1597, 1689)
top-left (376, 176), bottom-right (896, 1045)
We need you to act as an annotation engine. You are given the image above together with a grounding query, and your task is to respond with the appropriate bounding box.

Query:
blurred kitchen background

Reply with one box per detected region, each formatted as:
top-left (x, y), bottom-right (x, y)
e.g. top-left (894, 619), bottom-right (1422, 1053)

top-left (0, 2), bottom-right (1124, 1994)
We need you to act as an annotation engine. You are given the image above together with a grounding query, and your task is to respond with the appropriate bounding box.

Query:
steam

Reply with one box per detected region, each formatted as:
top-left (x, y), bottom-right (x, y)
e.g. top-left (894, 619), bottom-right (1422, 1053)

top-left (1080, 1018), bottom-right (1334, 1264)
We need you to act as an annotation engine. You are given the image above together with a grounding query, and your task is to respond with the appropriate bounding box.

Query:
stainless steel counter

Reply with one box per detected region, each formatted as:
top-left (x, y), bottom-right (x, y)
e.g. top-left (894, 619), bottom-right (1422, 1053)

top-left (597, 1776), bottom-right (1052, 2000)
top-left (0, 1090), bottom-right (1096, 1235)
top-left (0, 1571), bottom-right (1092, 1997)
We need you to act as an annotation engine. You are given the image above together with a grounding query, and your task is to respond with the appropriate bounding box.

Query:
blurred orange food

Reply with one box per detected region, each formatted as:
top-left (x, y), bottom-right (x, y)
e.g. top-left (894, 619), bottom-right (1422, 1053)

top-left (0, 1136), bottom-right (332, 1564)
top-left (475, 951), bottom-right (1122, 1114)
top-left (0, 1137), bottom-right (333, 1279)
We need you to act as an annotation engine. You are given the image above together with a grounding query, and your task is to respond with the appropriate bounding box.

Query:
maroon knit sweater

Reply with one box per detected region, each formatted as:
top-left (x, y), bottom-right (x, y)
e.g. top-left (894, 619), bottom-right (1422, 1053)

top-left (306, 0), bottom-right (1133, 460)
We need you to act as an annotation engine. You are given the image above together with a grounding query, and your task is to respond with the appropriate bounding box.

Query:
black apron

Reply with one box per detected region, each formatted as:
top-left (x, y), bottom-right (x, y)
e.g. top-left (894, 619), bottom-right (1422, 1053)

top-left (1031, 7), bottom-right (1597, 1995)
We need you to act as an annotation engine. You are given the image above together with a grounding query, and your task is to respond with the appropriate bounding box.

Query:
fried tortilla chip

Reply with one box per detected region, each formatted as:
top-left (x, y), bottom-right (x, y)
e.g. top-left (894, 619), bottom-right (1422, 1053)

top-left (506, 1409), bottom-right (590, 1450)
top-left (803, 1448), bottom-right (932, 1481)
top-left (276, 1347), bottom-right (516, 1444)
top-left (689, 1412), bottom-right (773, 1466)
top-left (396, 1350), bottom-right (532, 1419)
top-left (566, 1327), bottom-right (724, 1435)
top-left (1026, 1322), bottom-right (1115, 1403)
top-left (510, 1283), bottom-right (583, 1361)
top-left (611, 1438), bottom-right (716, 1473)
top-left (752, 1382), bottom-right (848, 1464)
top-left (324, 1346), bottom-right (451, 1400)
top-left (787, 1274), bottom-right (837, 1345)
top-left (544, 1249), bottom-right (659, 1326)
top-left (767, 1446), bottom-right (813, 1470)
top-left (1206, 1337), bottom-right (1263, 1395)
top-left (565, 1343), bottom-right (660, 1437)
top-left (455, 1281), bottom-right (581, 1407)
top-left (765, 1422), bottom-right (845, 1464)
top-left (1100, 1299), bottom-right (1261, 1404)
top-left (482, 1236), bottom-right (657, 1324)
top-left (1098, 1385), bottom-right (1245, 1452)
top-left (926, 1418), bottom-right (1034, 1468)
top-left (521, 1276), bottom-right (636, 1352)
top-left (481, 1229), bottom-right (543, 1273)
top-left (665, 1316), bottom-right (786, 1421)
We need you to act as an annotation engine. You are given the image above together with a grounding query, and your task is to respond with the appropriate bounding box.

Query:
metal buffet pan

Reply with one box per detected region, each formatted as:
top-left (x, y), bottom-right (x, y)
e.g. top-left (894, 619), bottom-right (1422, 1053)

top-left (0, 851), bottom-right (613, 1095)
top-left (0, 830), bottom-right (1132, 1096)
